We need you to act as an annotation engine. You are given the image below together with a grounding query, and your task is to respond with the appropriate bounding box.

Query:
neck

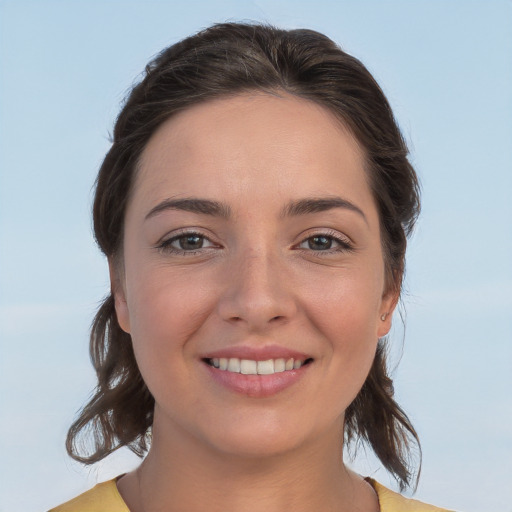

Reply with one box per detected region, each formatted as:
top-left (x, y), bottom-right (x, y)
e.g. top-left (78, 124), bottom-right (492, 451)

top-left (119, 411), bottom-right (378, 512)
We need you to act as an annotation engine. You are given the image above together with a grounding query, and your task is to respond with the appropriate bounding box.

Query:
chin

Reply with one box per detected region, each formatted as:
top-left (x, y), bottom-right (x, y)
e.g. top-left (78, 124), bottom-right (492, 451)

top-left (207, 426), bottom-right (307, 460)
top-left (197, 408), bottom-right (336, 461)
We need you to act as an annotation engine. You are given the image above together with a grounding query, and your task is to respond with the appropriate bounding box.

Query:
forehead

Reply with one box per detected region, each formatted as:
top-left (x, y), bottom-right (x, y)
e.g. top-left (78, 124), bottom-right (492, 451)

top-left (133, 93), bottom-right (375, 219)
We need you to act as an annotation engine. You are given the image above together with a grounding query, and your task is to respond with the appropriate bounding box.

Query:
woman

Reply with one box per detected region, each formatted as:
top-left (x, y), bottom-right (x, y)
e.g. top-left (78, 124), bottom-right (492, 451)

top-left (51, 22), bottom-right (452, 512)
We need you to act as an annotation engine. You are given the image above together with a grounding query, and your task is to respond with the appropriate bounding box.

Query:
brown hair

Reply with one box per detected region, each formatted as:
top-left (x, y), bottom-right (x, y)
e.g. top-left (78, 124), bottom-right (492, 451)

top-left (67, 22), bottom-right (421, 491)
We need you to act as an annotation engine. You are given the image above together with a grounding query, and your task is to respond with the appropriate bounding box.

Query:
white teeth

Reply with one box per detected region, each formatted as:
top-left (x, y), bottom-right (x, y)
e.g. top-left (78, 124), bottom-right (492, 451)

top-left (240, 359), bottom-right (257, 375)
top-left (274, 358), bottom-right (286, 373)
top-left (257, 359), bottom-right (274, 375)
top-left (227, 358), bottom-right (241, 373)
top-left (209, 357), bottom-right (308, 374)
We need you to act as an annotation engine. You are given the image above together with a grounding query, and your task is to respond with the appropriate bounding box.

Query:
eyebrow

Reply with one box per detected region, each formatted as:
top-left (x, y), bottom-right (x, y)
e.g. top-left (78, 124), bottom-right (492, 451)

top-left (281, 196), bottom-right (367, 223)
top-left (145, 198), bottom-right (232, 220)
top-left (145, 196), bottom-right (367, 223)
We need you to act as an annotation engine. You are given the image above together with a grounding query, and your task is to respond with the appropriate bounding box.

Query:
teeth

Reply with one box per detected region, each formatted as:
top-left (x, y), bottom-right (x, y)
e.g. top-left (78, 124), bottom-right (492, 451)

top-left (209, 357), bottom-right (308, 374)
top-left (274, 358), bottom-right (286, 372)
top-left (240, 359), bottom-right (257, 374)
top-left (227, 358), bottom-right (241, 373)
top-left (257, 359), bottom-right (274, 375)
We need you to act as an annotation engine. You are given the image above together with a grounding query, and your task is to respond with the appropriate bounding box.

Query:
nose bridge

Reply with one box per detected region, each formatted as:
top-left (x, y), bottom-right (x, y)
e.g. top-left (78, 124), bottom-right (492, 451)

top-left (217, 242), bottom-right (295, 329)
top-left (241, 247), bottom-right (278, 296)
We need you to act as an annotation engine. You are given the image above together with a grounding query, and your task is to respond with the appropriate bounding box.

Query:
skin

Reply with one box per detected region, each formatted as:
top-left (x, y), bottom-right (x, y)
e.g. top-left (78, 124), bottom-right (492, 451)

top-left (113, 93), bottom-right (397, 512)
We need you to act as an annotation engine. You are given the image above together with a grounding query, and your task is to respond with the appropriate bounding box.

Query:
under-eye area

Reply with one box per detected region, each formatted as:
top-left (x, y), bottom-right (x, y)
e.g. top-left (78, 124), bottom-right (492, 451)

top-left (204, 357), bottom-right (314, 375)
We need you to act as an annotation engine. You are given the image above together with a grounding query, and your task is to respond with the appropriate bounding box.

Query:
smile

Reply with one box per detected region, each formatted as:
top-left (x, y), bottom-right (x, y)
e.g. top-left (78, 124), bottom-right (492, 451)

top-left (205, 357), bottom-right (312, 375)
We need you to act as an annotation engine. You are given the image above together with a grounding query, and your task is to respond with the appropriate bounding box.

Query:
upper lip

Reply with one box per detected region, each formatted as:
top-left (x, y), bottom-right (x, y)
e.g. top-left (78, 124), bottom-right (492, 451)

top-left (201, 344), bottom-right (313, 361)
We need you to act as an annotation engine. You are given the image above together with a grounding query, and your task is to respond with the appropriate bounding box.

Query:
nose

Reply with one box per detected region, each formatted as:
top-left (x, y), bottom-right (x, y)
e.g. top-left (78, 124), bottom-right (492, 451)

top-left (216, 248), bottom-right (297, 331)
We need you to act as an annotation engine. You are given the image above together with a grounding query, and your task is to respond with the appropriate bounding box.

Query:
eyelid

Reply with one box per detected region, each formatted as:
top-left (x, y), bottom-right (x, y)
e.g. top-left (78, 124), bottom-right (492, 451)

top-left (156, 228), bottom-right (220, 254)
top-left (155, 227), bottom-right (354, 255)
top-left (294, 228), bottom-right (354, 252)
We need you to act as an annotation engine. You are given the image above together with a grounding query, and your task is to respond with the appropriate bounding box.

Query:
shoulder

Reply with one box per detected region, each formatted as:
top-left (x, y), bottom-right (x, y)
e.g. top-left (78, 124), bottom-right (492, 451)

top-left (367, 478), bottom-right (455, 512)
top-left (48, 479), bottom-right (129, 512)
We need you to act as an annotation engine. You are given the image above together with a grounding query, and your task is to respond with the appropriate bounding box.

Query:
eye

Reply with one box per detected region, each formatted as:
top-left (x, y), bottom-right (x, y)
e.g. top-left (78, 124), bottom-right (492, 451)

top-left (303, 235), bottom-right (334, 251)
top-left (296, 231), bottom-right (353, 253)
top-left (174, 234), bottom-right (207, 250)
top-left (158, 231), bottom-right (217, 254)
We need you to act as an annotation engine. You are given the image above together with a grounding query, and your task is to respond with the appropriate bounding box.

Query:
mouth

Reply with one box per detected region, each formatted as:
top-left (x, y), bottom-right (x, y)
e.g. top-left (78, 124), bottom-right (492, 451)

top-left (203, 357), bottom-right (314, 375)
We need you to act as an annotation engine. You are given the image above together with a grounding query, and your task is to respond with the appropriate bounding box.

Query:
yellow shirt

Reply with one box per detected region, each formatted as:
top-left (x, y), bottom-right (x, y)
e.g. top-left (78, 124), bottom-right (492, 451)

top-left (49, 477), bottom-right (453, 511)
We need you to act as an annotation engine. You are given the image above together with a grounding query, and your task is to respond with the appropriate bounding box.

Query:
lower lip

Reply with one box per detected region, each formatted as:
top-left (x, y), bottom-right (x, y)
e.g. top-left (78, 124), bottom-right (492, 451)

top-left (203, 362), bottom-right (311, 398)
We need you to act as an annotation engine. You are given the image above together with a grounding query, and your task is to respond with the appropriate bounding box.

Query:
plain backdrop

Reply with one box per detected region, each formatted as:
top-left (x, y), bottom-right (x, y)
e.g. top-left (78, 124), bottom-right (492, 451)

top-left (0, 1), bottom-right (511, 511)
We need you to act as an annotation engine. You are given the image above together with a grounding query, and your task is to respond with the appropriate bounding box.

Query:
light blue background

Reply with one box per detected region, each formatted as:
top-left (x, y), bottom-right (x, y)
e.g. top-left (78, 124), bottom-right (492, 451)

top-left (1, 1), bottom-right (511, 511)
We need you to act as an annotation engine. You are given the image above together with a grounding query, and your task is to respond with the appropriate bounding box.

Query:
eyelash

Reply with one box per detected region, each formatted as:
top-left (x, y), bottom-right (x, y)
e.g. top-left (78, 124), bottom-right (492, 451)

top-left (157, 229), bottom-right (354, 256)
top-left (157, 230), bottom-right (216, 255)
top-left (295, 229), bottom-right (354, 255)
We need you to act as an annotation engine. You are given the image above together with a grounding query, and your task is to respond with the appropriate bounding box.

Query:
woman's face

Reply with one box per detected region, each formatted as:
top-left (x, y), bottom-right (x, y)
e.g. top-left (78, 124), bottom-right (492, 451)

top-left (113, 93), bottom-right (396, 458)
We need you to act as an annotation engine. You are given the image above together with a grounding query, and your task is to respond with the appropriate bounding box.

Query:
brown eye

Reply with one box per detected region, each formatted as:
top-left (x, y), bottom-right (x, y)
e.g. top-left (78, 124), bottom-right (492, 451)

top-left (296, 232), bottom-right (353, 254)
top-left (178, 235), bottom-right (204, 250)
top-left (159, 231), bottom-right (217, 254)
top-left (307, 236), bottom-right (333, 251)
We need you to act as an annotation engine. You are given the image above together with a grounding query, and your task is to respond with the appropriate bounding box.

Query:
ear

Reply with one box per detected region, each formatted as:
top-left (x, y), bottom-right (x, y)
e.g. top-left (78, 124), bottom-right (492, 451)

top-left (109, 258), bottom-right (131, 334)
top-left (377, 287), bottom-right (399, 338)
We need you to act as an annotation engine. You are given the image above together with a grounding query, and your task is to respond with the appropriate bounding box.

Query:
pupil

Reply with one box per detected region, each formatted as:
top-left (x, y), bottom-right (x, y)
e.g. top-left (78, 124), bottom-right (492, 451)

top-left (309, 236), bottom-right (331, 250)
top-left (180, 235), bottom-right (203, 250)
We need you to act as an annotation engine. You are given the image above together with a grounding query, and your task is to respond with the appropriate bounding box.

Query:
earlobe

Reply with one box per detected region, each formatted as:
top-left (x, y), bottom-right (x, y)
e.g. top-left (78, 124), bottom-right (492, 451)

top-left (377, 289), bottom-right (399, 338)
top-left (108, 259), bottom-right (131, 334)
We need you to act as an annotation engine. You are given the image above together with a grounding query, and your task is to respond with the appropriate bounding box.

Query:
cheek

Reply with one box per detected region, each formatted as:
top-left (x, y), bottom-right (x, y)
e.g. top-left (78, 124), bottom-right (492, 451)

top-left (302, 270), bottom-right (382, 392)
top-left (124, 268), bottom-right (213, 381)
top-left (304, 266), bottom-right (383, 335)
